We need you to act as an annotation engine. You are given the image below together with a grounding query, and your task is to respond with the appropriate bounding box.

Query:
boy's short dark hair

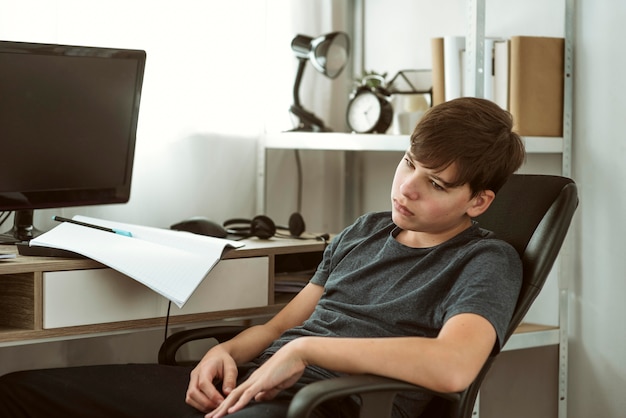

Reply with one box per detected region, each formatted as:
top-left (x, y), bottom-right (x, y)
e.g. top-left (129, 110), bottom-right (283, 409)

top-left (410, 97), bottom-right (526, 196)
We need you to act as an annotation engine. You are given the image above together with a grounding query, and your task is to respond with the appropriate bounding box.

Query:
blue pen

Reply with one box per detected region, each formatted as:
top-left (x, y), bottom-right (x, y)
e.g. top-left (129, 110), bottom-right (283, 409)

top-left (52, 216), bottom-right (133, 237)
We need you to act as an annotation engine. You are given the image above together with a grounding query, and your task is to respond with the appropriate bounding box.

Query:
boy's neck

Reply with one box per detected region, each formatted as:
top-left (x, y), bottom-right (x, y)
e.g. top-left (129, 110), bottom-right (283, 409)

top-left (395, 219), bottom-right (473, 248)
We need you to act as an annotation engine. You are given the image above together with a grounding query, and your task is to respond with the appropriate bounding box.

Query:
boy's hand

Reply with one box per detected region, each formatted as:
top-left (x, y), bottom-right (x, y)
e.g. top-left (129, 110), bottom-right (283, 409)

top-left (186, 345), bottom-right (239, 412)
top-left (204, 339), bottom-right (308, 418)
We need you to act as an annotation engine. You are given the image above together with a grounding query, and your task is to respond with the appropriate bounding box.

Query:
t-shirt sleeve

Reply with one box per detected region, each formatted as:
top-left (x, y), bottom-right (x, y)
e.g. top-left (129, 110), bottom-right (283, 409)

top-left (309, 226), bottom-right (345, 287)
top-left (441, 239), bottom-right (522, 352)
top-left (310, 243), bottom-right (333, 287)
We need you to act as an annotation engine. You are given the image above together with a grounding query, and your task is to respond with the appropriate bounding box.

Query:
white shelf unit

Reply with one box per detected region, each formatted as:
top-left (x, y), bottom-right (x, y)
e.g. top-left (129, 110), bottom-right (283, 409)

top-left (258, 1), bottom-right (574, 417)
top-left (263, 132), bottom-right (564, 154)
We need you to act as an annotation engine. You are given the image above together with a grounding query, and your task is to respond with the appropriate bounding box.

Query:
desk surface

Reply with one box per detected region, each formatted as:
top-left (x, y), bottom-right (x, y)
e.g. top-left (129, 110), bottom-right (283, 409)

top-left (0, 236), bottom-right (328, 273)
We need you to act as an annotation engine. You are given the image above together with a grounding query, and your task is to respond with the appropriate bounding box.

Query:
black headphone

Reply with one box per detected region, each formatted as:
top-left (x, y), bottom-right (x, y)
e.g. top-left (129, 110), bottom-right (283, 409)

top-left (223, 215), bottom-right (279, 240)
top-left (223, 213), bottom-right (328, 241)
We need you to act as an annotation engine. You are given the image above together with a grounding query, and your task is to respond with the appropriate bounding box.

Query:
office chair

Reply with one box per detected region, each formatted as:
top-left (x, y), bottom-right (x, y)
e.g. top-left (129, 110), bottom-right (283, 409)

top-left (159, 174), bottom-right (578, 418)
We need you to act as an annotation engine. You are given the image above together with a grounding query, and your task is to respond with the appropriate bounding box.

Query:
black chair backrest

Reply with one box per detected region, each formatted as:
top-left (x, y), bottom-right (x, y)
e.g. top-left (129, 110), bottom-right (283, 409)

top-left (422, 174), bottom-right (578, 418)
top-left (474, 174), bottom-right (578, 340)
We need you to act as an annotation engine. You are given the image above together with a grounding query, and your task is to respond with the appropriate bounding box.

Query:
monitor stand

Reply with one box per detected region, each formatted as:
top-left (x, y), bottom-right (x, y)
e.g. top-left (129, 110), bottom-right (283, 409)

top-left (0, 210), bottom-right (42, 244)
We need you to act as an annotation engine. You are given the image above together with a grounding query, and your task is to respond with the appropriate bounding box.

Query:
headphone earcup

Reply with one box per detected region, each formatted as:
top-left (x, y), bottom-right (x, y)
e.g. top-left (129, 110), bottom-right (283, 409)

top-left (288, 212), bottom-right (305, 237)
top-left (223, 218), bottom-right (252, 236)
top-left (250, 215), bottom-right (276, 239)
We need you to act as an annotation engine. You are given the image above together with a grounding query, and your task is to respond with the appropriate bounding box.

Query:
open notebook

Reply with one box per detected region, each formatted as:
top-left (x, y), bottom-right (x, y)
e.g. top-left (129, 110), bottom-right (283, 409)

top-left (29, 216), bottom-right (244, 307)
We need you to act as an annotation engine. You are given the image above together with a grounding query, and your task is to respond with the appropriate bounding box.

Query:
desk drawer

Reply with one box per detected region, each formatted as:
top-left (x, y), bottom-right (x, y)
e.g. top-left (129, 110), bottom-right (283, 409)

top-left (43, 257), bottom-right (269, 328)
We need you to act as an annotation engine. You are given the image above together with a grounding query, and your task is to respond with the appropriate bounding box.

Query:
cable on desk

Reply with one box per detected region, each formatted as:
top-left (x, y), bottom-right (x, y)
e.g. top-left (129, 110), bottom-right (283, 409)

top-left (164, 300), bottom-right (172, 342)
top-left (294, 149), bottom-right (303, 214)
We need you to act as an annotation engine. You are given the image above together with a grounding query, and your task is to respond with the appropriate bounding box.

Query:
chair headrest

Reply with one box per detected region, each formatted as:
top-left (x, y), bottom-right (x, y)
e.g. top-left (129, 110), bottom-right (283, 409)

top-left (474, 174), bottom-right (577, 257)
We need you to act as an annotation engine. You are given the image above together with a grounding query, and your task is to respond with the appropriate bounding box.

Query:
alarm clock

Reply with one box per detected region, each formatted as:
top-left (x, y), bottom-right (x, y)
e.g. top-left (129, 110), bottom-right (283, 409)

top-left (346, 76), bottom-right (393, 134)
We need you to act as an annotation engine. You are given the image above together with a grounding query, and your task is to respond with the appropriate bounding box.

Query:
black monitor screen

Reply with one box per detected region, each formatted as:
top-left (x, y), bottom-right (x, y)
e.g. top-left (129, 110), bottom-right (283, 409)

top-left (0, 41), bottom-right (146, 242)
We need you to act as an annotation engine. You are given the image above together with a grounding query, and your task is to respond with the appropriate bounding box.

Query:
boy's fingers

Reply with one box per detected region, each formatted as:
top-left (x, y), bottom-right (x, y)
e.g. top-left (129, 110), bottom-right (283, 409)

top-left (220, 359), bottom-right (239, 394)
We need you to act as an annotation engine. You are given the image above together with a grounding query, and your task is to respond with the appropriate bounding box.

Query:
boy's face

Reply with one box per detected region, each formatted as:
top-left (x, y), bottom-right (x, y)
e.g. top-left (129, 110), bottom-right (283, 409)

top-left (390, 151), bottom-right (492, 247)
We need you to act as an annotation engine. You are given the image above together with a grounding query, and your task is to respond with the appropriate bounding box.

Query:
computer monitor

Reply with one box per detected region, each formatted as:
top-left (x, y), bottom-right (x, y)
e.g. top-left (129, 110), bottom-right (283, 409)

top-left (0, 40), bottom-right (146, 243)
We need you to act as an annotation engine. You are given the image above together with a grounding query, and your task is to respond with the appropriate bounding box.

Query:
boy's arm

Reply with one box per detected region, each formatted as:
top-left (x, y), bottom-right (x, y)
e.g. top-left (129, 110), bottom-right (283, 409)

top-left (220, 282), bottom-right (324, 363)
top-left (296, 312), bottom-right (496, 393)
top-left (205, 312), bottom-right (495, 418)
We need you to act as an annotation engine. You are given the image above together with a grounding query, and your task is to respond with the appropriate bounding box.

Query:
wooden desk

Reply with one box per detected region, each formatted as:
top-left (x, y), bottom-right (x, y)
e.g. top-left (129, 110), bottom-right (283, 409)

top-left (0, 238), bottom-right (325, 346)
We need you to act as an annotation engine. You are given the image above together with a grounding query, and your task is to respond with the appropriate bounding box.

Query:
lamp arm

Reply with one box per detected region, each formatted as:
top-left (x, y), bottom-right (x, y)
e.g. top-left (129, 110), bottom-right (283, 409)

top-left (292, 57), bottom-right (307, 107)
top-left (289, 56), bottom-right (329, 132)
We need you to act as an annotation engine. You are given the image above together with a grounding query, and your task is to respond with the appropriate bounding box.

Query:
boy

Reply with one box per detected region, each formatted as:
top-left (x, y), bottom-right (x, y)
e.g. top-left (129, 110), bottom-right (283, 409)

top-left (0, 97), bottom-right (526, 418)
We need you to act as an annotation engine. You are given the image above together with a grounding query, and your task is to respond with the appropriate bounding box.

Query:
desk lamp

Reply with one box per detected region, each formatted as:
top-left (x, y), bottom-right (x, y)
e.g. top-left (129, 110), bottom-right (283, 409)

top-left (289, 31), bottom-right (349, 132)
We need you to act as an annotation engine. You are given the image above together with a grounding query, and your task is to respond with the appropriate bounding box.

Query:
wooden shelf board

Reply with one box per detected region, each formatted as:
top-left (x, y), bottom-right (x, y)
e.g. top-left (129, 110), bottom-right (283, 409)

top-left (505, 323), bottom-right (560, 351)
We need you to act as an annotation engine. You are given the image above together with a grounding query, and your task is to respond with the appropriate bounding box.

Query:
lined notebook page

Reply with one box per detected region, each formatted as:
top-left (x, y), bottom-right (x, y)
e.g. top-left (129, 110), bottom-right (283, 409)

top-left (30, 216), bottom-right (244, 307)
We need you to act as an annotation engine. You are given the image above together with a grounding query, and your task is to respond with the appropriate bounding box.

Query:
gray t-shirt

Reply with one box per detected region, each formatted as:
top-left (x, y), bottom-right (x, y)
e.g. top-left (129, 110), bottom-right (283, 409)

top-left (263, 211), bottom-right (522, 417)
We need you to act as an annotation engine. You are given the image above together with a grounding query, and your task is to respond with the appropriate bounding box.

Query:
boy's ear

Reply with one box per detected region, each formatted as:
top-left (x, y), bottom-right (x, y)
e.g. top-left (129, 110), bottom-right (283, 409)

top-left (467, 190), bottom-right (495, 218)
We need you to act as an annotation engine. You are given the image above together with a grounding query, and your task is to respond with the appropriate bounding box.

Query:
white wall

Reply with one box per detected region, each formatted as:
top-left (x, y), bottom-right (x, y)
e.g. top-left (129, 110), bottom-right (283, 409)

top-left (569, 0), bottom-right (626, 416)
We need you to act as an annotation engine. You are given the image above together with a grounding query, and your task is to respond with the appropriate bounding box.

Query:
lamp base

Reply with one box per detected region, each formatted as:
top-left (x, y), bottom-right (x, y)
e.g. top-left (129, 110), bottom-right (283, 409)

top-left (289, 105), bottom-right (331, 132)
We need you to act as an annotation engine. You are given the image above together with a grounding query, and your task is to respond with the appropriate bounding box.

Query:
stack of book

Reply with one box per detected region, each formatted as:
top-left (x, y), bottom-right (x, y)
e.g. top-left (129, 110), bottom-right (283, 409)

top-left (431, 35), bottom-right (564, 137)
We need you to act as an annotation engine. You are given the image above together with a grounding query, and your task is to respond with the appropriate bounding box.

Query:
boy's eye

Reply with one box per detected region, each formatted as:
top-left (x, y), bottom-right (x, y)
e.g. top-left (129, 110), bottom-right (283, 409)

top-left (404, 157), bottom-right (415, 169)
top-left (431, 180), bottom-right (445, 191)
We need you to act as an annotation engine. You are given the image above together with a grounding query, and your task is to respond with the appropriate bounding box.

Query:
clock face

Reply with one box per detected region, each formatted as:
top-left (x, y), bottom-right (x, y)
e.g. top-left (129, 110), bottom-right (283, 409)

top-left (347, 91), bottom-right (382, 133)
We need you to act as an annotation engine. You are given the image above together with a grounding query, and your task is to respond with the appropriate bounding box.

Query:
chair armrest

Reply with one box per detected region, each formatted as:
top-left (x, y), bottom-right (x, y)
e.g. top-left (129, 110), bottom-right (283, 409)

top-left (286, 374), bottom-right (460, 418)
top-left (158, 325), bottom-right (246, 366)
